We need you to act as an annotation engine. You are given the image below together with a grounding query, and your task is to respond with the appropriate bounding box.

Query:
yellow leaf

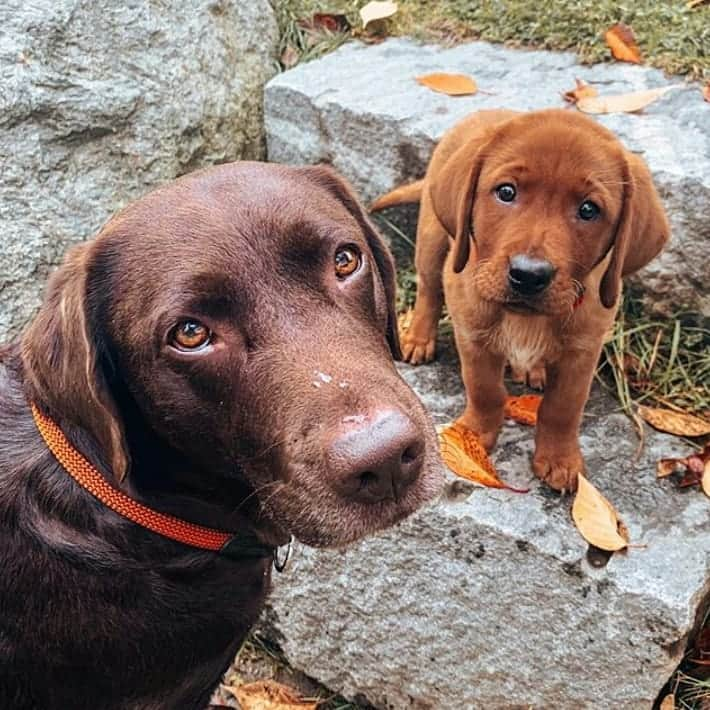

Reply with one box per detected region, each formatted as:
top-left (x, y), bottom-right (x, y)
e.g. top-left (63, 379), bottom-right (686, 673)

top-left (359, 0), bottom-right (397, 29)
top-left (416, 72), bottom-right (478, 96)
top-left (227, 680), bottom-right (318, 710)
top-left (604, 23), bottom-right (642, 64)
top-left (572, 474), bottom-right (629, 551)
top-left (659, 693), bottom-right (676, 710)
top-left (439, 422), bottom-right (528, 492)
top-left (702, 458), bottom-right (710, 498)
top-left (504, 394), bottom-right (541, 426)
top-left (576, 85), bottom-right (683, 114)
top-left (638, 405), bottom-right (710, 437)
top-left (562, 78), bottom-right (598, 104)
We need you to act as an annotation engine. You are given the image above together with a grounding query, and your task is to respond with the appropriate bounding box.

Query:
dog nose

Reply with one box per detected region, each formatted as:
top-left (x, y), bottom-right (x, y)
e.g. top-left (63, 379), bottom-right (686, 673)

top-left (328, 410), bottom-right (425, 504)
top-left (508, 254), bottom-right (555, 295)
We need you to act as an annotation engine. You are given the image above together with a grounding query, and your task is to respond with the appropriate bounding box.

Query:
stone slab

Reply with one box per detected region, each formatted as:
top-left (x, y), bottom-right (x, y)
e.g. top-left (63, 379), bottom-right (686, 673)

top-left (264, 347), bottom-right (710, 709)
top-left (265, 38), bottom-right (710, 315)
top-left (0, 0), bottom-right (279, 340)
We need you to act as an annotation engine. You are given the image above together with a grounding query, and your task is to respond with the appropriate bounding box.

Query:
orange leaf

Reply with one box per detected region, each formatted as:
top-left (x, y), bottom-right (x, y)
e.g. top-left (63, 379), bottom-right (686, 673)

top-left (504, 394), bottom-right (542, 426)
top-left (416, 72), bottom-right (478, 96)
top-left (572, 474), bottom-right (629, 551)
top-left (439, 422), bottom-right (528, 492)
top-left (703, 458), bottom-right (710, 498)
top-left (638, 405), bottom-right (710, 437)
top-left (605, 23), bottom-right (642, 64)
top-left (227, 680), bottom-right (318, 710)
top-left (562, 78), bottom-right (598, 104)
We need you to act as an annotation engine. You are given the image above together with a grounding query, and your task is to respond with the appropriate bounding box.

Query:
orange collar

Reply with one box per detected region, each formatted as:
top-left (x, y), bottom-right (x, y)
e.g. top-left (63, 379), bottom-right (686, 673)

top-left (31, 403), bottom-right (279, 563)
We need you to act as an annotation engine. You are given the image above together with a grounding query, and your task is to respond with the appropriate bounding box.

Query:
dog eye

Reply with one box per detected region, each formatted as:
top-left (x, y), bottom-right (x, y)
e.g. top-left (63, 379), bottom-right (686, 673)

top-left (170, 320), bottom-right (211, 351)
top-left (578, 200), bottom-right (601, 221)
top-left (495, 184), bottom-right (517, 203)
top-left (334, 245), bottom-right (362, 279)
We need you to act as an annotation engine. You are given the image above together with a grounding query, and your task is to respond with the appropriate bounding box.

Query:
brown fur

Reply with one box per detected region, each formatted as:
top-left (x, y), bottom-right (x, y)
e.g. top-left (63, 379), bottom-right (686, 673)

top-left (0, 161), bottom-right (442, 709)
top-left (372, 109), bottom-right (669, 491)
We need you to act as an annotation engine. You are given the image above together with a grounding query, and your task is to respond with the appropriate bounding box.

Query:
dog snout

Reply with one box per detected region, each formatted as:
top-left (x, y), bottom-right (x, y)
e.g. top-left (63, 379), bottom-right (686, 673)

top-left (327, 409), bottom-right (425, 504)
top-left (508, 254), bottom-right (556, 296)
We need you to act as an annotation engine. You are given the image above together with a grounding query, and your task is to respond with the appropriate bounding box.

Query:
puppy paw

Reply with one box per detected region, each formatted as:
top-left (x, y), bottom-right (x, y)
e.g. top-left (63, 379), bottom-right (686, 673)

top-left (401, 331), bottom-right (437, 365)
top-left (455, 415), bottom-right (500, 452)
top-left (532, 448), bottom-right (584, 493)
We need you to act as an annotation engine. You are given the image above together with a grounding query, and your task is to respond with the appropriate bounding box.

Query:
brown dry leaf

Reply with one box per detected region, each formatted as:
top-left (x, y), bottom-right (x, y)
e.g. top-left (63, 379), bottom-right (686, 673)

top-left (638, 405), bottom-right (710, 437)
top-left (703, 82), bottom-right (710, 103)
top-left (439, 422), bottom-right (528, 493)
top-left (657, 457), bottom-right (685, 478)
top-left (605, 23), bottom-right (642, 64)
top-left (572, 474), bottom-right (629, 551)
top-left (227, 680), bottom-right (318, 710)
top-left (687, 0), bottom-right (709, 8)
top-left (397, 308), bottom-right (413, 334)
top-left (280, 44), bottom-right (300, 69)
top-left (504, 394), bottom-right (542, 426)
top-left (659, 694), bottom-right (676, 710)
top-left (577, 85), bottom-right (683, 114)
top-left (562, 78), bottom-right (598, 104)
top-left (416, 72), bottom-right (478, 96)
top-left (310, 13), bottom-right (350, 32)
top-left (360, 0), bottom-right (398, 29)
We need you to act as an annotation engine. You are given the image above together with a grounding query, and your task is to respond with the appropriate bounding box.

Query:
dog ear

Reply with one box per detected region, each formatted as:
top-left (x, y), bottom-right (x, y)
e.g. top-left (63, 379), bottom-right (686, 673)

top-left (600, 153), bottom-right (670, 308)
top-left (21, 242), bottom-right (130, 481)
top-left (303, 164), bottom-right (402, 359)
top-left (428, 142), bottom-right (488, 274)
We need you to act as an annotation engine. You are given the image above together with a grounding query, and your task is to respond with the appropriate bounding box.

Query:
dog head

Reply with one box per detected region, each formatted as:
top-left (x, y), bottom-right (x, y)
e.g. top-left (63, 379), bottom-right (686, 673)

top-left (429, 109), bottom-right (669, 314)
top-left (22, 162), bottom-right (443, 548)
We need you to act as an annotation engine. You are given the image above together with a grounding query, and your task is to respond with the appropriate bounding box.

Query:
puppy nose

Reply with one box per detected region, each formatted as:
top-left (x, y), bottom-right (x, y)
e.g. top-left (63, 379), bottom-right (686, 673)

top-left (508, 254), bottom-right (555, 295)
top-left (328, 410), bottom-right (425, 504)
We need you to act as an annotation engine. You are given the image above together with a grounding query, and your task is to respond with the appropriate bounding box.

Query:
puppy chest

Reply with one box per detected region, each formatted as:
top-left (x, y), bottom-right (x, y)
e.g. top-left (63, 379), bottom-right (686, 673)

top-left (496, 315), bottom-right (558, 372)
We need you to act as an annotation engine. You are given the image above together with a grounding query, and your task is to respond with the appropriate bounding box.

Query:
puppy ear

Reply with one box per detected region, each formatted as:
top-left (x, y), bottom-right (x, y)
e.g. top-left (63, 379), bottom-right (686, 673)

top-left (21, 243), bottom-right (130, 481)
top-left (303, 164), bottom-right (402, 359)
top-left (600, 153), bottom-right (670, 308)
top-left (428, 142), bottom-right (487, 274)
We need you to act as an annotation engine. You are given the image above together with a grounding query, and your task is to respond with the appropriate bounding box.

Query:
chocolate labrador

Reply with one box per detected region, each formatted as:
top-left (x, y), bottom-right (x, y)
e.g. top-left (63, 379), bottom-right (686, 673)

top-left (0, 162), bottom-right (442, 710)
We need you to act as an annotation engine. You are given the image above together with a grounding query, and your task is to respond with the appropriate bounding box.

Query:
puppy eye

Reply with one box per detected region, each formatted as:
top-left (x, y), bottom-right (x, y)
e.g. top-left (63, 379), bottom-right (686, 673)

top-left (495, 183), bottom-right (517, 203)
top-left (169, 320), bottom-right (211, 351)
top-left (578, 200), bottom-right (601, 221)
top-left (334, 245), bottom-right (362, 279)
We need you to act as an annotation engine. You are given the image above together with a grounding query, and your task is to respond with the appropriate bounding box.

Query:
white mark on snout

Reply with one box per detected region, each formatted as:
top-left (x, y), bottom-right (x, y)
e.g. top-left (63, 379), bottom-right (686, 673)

top-left (342, 414), bottom-right (367, 425)
top-left (314, 371), bottom-right (333, 384)
top-left (339, 381), bottom-right (350, 389)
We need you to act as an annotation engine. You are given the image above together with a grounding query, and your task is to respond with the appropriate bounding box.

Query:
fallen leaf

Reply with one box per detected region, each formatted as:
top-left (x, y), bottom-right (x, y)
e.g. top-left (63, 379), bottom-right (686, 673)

top-left (439, 422), bottom-right (528, 492)
top-left (659, 693), bottom-right (676, 710)
top-left (572, 474), bottom-right (629, 551)
top-left (638, 405), bottom-right (710, 437)
top-left (504, 394), bottom-right (542, 426)
top-left (416, 72), bottom-right (478, 96)
top-left (605, 23), bottom-right (642, 64)
top-left (576, 85), bottom-right (683, 114)
top-left (227, 680), bottom-right (318, 710)
top-left (562, 78), bottom-right (598, 104)
top-left (702, 455), bottom-right (710, 498)
top-left (280, 44), bottom-right (300, 69)
top-left (657, 457), bottom-right (685, 478)
top-left (703, 82), bottom-right (710, 103)
top-left (360, 0), bottom-right (398, 29)
top-left (687, 0), bottom-right (709, 8)
top-left (311, 12), bottom-right (350, 32)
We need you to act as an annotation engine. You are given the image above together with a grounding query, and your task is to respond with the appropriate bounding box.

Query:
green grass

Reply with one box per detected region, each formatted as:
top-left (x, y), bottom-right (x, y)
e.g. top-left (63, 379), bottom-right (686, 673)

top-left (275, 0), bottom-right (710, 80)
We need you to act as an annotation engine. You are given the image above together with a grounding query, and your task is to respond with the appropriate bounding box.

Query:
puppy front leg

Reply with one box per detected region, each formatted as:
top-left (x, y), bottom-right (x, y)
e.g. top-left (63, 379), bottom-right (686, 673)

top-left (533, 343), bottom-right (602, 492)
top-left (457, 340), bottom-right (506, 451)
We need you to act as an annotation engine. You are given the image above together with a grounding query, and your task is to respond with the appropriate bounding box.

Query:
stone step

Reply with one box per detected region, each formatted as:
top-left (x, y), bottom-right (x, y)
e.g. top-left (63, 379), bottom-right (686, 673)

top-left (263, 39), bottom-right (710, 709)
top-left (265, 37), bottom-right (709, 316)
